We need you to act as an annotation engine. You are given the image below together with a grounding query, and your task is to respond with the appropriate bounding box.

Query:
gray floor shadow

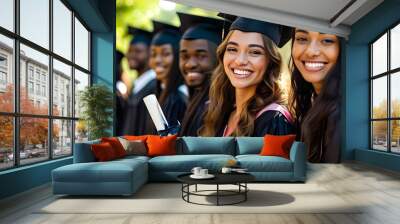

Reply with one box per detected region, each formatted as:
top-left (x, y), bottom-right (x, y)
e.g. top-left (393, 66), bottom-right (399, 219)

top-left (202, 190), bottom-right (295, 207)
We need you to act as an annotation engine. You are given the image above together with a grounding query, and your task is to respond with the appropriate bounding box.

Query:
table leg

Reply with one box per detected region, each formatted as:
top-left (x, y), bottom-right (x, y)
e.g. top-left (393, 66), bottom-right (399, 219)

top-left (217, 184), bottom-right (219, 206)
top-left (245, 183), bottom-right (247, 201)
top-left (195, 184), bottom-right (197, 192)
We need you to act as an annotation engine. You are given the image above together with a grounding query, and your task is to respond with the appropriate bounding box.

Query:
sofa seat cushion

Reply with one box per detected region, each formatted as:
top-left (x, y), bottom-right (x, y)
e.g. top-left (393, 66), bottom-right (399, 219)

top-left (149, 154), bottom-right (235, 172)
top-left (236, 155), bottom-right (293, 172)
top-left (53, 159), bottom-right (147, 183)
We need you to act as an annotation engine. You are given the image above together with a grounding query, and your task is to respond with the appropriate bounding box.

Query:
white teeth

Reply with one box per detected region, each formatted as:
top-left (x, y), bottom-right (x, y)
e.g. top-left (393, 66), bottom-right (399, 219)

top-left (233, 69), bottom-right (251, 76)
top-left (304, 62), bottom-right (324, 69)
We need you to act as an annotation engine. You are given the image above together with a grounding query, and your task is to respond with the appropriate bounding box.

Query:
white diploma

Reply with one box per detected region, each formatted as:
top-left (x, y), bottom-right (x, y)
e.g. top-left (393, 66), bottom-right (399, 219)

top-left (143, 94), bottom-right (169, 131)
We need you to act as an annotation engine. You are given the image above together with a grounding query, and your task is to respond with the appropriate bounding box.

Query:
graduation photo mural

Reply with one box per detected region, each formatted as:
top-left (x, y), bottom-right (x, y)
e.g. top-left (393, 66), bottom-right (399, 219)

top-left (116, 0), bottom-right (342, 163)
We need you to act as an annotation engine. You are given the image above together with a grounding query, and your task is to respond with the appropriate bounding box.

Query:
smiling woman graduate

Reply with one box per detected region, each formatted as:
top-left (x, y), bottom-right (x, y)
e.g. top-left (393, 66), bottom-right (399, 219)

top-left (199, 17), bottom-right (294, 137)
top-left (144, 21), bottom-right (187, 134)
top-left (289, 29), bottom-right (342, 163)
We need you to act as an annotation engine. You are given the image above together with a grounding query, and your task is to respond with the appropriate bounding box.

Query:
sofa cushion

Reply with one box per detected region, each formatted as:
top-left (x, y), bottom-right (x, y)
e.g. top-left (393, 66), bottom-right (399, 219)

top-left (147, 135), bottom-right (177, 157)
top-left (236, 155), bottom-right (293, 172)
top-left (91, 142), bottom-right (118, 161)
top-left (101, 137), bottom-right (126, 158)
top-left (148, 154), bottom-right (235, 172)
top-left (177, 137), bottom-right (235, 155)
top-left (73, 139), bottom-right (101, 163)
top-left (235, 137), bottom-right (263, 155)
top-left (118, 137), bottom-right (147, 156)
top-left (260, 134), bottom-right (296, 159)
top-left (53, 158), bottom-right (147, 183)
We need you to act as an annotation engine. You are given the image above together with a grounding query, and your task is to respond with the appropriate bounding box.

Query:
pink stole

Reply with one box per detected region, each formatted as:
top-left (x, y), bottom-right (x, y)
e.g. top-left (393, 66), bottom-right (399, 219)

top-left (222, 103), bottom-right (293, 137)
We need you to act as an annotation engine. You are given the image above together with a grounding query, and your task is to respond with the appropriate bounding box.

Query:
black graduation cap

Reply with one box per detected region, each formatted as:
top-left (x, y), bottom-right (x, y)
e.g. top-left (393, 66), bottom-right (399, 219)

top-left (151, 21), bottom-right (181, 47)
top-left (229, 17), bottom-right (293, 48)
top-left (177, 12), bottom-right (227, 45)
top-left (127, 26), bottom-right (153, 46)
top-left (217, 13), bottom-right (237, 23)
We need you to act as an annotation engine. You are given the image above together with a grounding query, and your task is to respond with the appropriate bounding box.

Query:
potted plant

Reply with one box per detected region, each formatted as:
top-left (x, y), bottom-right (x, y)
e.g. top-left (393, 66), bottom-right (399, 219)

top-left (79, 84), bottom-right (113, 140)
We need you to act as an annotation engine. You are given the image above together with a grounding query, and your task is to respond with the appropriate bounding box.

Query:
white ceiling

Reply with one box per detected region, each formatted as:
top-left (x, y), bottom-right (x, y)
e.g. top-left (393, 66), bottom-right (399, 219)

top-left (171, 0), bottom-right (384, 38)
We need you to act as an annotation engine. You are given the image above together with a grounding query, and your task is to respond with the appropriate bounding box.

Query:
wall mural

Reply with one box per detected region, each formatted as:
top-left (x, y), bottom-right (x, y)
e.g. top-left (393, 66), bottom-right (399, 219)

top-left (115, 0), bottom-right (341, 163)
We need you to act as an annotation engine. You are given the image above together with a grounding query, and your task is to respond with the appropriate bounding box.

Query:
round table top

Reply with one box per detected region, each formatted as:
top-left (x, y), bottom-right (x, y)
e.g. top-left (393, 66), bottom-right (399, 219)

top-left (177, 172), bottom-right (255, 185)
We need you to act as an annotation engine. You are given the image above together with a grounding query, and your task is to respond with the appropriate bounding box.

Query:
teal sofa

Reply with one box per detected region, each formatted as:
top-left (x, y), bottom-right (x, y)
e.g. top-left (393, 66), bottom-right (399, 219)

top-left (52, 137), bottom-right (306, 196)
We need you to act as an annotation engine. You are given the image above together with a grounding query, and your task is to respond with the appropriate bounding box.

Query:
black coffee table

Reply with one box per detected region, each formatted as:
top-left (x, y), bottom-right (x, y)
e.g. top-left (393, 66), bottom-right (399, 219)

top-left (177, 172), bottom-right (255, 206)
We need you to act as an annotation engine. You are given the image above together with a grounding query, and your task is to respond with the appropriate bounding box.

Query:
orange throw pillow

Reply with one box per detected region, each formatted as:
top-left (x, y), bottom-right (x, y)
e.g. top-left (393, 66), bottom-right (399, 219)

top-left (101, 137), bottom-right (126, 158)
top-left (260, 134), bottom-right (296, 159)
top-left (91, 142), bottom-right (117, 161)
top-left (146, 135), bottom-right (177, 157)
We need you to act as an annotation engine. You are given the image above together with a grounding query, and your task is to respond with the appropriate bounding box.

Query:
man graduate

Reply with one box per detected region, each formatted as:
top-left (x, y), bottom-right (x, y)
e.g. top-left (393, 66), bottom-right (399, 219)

top-left (177, 12), bottom-right (229, 136)
top-left (123, 27), bottom-right (156, 135)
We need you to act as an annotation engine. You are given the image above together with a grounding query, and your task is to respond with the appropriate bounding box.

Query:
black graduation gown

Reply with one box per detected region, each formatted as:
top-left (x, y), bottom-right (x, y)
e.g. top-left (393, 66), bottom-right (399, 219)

top-left (306, 106), bottom-right (341, 163)
top-left (144, 90), bottom-right (187, 134)
top-left (122, 79), bottom-right (157, 135)
top-left (116, 94), bottom-right (127, 136)
top-left (179, 88), bottom-right (209, 137)
top-left (252, 110), bottom-right (295, 136)
top-left (217, 110), bottom-right (295, 137)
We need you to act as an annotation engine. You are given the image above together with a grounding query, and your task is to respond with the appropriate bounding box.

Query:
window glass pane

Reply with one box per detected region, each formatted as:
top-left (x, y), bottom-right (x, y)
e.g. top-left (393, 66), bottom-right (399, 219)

top-left (391, 120), bottom-right (400, 153)
top-left (74, 18), bottom-right (89, 70)
top-left (20, 0), bottom-right (49, 49)
top-left (74, 69), bottom-right (89, 118)
top-left (372, 33), bottom-right (387, 76)
top-left (0, 35), bottom-right (14, 112)
top-left (372, 77), bottom-right (387, 119)
top-left (20, 44), bottom-right (49, 115)
top-left (75, 120), bottom-right (88, 143)
top-left (20, 117), bottom-right (49, 165)
top-left (391, 24), bottom-right (400, 70)
top-left (0, 116), bottom-right (13, 170)
top-left (0, 0), bottom-right (14, 31)
top-left (53, 119), bottom-right (72, 157)
top-left (391, 72), bottom-right (400, 118)
top-left (53, 59), bottom-right (72, 117)
top-left (53, 0), bottom-right (72, 60)
top-left (372, 121), bottom-right (388, 151)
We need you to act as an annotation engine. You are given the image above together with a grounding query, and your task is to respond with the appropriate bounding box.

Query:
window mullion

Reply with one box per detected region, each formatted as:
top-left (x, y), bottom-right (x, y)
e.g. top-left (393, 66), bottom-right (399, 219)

top-left (49, 0), bottom-right (53, 160)
top-left (14, 0), bottom-right (20, 167)
top-left (71, 11), bottom-right (76, 155)
top-left (387, 29), bottom-right (392, 153)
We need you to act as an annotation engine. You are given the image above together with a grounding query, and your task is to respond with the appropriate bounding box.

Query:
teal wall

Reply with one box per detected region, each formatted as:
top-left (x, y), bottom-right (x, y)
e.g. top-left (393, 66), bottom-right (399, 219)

top-left (0, 158), bottom-right (72, 199)
top-left (346, 0), bottom-right (400, 171)
top-left (0, 0), bottom-right (116, 200)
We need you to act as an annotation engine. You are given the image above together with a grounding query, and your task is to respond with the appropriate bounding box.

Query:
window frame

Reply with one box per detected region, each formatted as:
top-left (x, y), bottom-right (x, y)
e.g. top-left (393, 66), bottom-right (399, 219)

top-left (370, 19), bottom-right (400, 154)
top-left (0, 0), bottom-right (92, 171)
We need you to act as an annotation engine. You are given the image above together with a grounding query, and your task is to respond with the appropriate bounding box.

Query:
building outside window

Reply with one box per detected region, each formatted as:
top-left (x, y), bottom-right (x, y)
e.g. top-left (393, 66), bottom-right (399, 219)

top-left (0, 0), bottom-right (91, 170)
top-left (371, 23), bottom-right (400, 154)
top-left (28, 81), bottom-right (34, 94)
top-left (0, 54), bottom-right (7, 89)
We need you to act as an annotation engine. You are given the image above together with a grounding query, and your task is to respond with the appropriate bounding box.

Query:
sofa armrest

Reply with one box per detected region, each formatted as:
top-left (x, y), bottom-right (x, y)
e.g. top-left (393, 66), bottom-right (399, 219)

top-left (73, 142), bottom-right (97, 163)
top-left (289, 141), bottom-right (307, 181)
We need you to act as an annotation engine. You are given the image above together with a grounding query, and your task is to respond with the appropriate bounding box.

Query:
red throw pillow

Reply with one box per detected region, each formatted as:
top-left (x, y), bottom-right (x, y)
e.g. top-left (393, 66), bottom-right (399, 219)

top-left (101, 137), bottom-right (126, 158)
top-left (260, 134), bottom-right (296, 159)
top-left (146, 135), bottom-right (177, 157)
top-left (91, 142), bottom-right (117, 161)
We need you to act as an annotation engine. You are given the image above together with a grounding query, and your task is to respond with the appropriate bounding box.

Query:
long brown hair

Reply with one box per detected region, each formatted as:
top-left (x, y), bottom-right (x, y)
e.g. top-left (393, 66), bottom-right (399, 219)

top-left (289, 37), bottom-right (342, 162)
top-left (199, 30), bottom-right (283, 136)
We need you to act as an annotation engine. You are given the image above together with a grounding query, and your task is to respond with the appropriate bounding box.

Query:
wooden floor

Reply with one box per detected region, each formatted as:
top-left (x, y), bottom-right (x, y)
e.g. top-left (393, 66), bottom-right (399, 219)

top-left (1, 162), bottom-right (400, 224)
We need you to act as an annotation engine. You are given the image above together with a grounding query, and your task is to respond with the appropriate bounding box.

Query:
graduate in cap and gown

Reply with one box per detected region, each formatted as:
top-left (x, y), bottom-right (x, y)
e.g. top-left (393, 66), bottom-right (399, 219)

top-left (177, 12), bottom-right (229, 136)
top-left (199, 16), bottom-right (295, 137)
top-left (122, 27), bottom-right (157, 135)
top-left (144, 21), bottom-right (187, 134)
